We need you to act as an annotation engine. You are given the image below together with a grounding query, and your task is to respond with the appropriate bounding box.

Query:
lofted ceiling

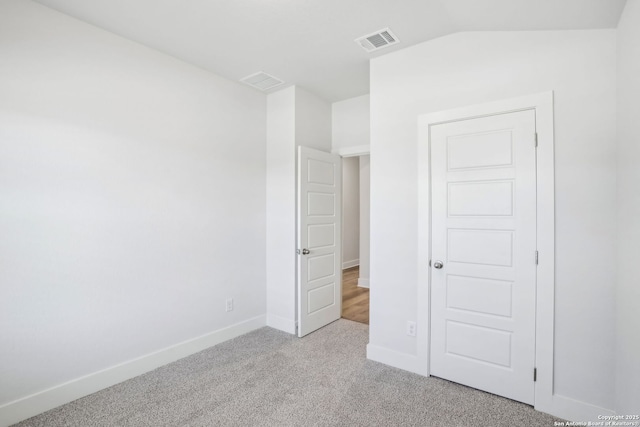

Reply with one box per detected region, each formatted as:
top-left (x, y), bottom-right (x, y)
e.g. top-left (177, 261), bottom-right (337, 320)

top-left (33, 0), bottom-right (627, 102)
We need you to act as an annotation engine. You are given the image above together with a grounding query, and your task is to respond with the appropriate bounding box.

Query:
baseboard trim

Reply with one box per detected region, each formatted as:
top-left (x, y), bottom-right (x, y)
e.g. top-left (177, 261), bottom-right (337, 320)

top-left (536, 394), bottom-right (615, 423)
top-left (366, 344), bottom-right (427, 376)
top-left (0, 315), bottom-right (266, 427)
top-left (266, 313), bottom-right (296, 334)
top-left (357, 278), bottom-right (370, 288)
top-left (342, 259), bottom-right (360, 269)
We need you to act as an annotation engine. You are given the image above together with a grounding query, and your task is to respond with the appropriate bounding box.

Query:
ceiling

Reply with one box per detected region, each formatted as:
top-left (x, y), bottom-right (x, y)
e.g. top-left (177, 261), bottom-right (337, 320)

top-left (34, 0), bottom-right (627, 102)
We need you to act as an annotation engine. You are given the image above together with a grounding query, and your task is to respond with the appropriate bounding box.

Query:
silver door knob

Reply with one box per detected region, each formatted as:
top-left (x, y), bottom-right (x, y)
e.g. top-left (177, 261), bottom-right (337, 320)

top-left (301, 248), bottom-right (310, 255)
top-left (433, 260), bottom-right (444, 269)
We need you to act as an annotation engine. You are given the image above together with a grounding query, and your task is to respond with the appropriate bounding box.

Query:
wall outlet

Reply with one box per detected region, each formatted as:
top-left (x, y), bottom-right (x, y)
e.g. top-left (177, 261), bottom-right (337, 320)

top-left (225, 298), bottom-right (233, 312)
top-left (407, 321), bottom-right (417, 337)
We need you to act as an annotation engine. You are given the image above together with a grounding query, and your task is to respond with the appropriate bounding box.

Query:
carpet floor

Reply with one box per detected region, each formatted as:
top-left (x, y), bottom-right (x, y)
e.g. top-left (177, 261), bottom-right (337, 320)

top-left (15, 320), bottom-right (561, 427)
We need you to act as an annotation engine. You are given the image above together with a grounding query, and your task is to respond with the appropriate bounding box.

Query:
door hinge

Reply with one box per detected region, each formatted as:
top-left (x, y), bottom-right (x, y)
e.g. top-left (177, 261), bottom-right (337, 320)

top-left (534, 133), bottom-right (538, 148)
top-left (535, 250), bottom-right (539, 265)
top-left (534, 368), bottom-right (537, 382)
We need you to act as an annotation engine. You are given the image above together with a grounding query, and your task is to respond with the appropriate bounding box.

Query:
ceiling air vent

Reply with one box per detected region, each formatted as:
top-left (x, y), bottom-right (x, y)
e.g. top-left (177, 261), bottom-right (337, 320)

top-left (355, 28), bottom-right (400, 53)
top-left (240, 71), bottom-right (284, 91)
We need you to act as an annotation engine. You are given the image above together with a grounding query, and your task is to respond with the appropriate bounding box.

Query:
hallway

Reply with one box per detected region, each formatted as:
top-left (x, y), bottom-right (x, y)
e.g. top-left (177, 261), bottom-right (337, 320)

top-left (341, 266), bottom-right (369, 324)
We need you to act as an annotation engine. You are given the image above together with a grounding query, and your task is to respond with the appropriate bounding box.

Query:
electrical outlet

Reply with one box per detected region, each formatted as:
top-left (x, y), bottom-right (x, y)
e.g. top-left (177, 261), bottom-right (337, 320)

top-left (225, 298), bottom-right (233, 312)
top-left (407, 321), bottom-right (417, 337)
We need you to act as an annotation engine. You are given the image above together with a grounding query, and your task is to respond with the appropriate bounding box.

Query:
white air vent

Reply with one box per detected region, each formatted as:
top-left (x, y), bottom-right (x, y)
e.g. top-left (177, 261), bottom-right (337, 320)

top-left (240, 71), bottom-right (284, 91)
top-left (355, 28), bottom-right (400, 53)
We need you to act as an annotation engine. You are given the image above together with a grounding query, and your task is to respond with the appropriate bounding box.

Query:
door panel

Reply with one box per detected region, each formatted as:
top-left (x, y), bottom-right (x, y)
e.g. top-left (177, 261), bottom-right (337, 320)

top-left (308, 224), bottom-right (335, 248)
top-left (297, 146), bottom-right (341, 337)
top-left (308, 193), bottom-right (335, 216)
top-left (446, 275), bottom-right (513, 317)
top-left (448, 180), bottom-right (514, 216)
top-left (448, 229), bottom-right (514, 266)
top-left (446, 129), bottom-right (514, 170)
top-left (446, 320), bottom-right (512, 367)
top-left (430, 110), bottom-right (536, 404)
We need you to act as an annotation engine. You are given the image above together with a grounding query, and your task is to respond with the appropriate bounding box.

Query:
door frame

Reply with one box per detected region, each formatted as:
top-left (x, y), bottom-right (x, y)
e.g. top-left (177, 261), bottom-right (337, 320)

top-left (333, 146), bottom-right (371, 286)
top-left (417, 92), bottom-right (555, 411)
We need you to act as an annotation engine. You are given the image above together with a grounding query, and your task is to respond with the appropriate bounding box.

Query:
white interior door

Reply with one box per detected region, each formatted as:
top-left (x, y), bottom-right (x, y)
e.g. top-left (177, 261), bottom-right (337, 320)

top-left (430, 109), bottom-right (537, 404)
top-left (297, 146), bottom-right (341, 337)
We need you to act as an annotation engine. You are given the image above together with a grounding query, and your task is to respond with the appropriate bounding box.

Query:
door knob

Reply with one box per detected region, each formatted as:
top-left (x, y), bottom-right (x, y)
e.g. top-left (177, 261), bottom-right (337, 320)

top-left (433, 260), bottom-right (444, 269)
top-left (301, 248), bottom-right (310, 255)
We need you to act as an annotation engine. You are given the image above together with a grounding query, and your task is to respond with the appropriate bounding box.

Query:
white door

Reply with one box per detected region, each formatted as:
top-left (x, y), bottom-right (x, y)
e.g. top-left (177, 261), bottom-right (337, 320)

top-left (297, 146), bottom-right (342, 337)
top-left (430, 110), bottom-right (537, 404)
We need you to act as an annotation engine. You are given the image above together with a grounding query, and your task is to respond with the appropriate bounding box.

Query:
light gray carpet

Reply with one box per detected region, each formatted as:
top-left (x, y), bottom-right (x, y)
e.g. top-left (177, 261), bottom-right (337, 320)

top-left (15, 320), bottom-right (561, 427)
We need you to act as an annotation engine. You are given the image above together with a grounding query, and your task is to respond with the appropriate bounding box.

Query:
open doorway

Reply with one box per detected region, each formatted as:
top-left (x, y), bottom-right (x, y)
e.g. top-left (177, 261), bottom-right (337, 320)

top-left (341, 155), bottom-right (370, 324)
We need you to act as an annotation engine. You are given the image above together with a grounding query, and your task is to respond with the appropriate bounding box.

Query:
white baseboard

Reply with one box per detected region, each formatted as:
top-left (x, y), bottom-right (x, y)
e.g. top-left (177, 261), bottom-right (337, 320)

top-left (536, 394), bottom-right (615, 423)
top-left (366, 344), bottom-right (427, 376)
top-left (342, 259), bottom-right (360, 269)
top-left (0, 315), bottom-right (266, 427)
top-left (266, 313), bottom-right (296, 334)
top-left (357, 278), bottom-right (370, 288)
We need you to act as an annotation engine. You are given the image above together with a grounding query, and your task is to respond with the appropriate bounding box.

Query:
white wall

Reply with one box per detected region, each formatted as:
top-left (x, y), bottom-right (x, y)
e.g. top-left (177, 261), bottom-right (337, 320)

top-left (342, 157), bottom-right (360, 269)
top-left (0, 0), bottom-right (267, 420)
top-left (359, 156), bottom-right (371, 287)
top-left (266, 87), bottom-right (297, 333)
top-left (332, 95), bottom-right (370, 152)
top-left (295, 87), bottom-right (332, 152)
top-left (265, 86), bottom-right (331, 334)
top-left (616, 0), bottom-right (640, 415)
top-left (369, 30), bottom-right (617, 417)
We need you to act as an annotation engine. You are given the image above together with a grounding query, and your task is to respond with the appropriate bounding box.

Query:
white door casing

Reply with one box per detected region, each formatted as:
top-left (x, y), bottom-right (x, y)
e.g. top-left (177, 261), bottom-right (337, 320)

top-left (297, 146), bottom-right (342, 337)
top-left (429, 110), bottom-right (537, 404)
top-left (417, 92), bottom-right (556, 415)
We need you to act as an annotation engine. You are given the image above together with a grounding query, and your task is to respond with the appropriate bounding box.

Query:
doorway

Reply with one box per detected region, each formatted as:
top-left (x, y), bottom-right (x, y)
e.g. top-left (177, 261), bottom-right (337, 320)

top-left (340, 154), bottom-right (370, 325)
top-left (296, 147), bottom-right (371, 336)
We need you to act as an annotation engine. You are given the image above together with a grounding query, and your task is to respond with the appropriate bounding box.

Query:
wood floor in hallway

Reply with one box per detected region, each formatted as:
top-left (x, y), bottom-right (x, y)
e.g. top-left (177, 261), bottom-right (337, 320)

top-left (341, 266), bottom-right (369, 324)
